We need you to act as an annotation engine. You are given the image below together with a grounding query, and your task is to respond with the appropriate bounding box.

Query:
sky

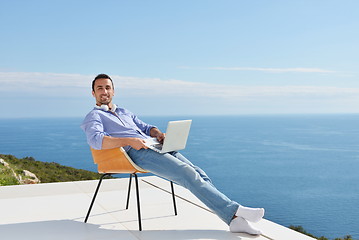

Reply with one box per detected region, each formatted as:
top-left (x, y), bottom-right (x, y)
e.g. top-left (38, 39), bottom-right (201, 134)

top-left (0, 0), bottom-right (358, 118)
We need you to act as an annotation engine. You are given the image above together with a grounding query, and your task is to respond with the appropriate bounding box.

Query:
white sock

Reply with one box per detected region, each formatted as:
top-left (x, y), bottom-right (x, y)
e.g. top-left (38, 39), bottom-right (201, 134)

top-left (235, 206), bottom-right (265, 223)
top-left (229, 217), bottom-right (262, 235)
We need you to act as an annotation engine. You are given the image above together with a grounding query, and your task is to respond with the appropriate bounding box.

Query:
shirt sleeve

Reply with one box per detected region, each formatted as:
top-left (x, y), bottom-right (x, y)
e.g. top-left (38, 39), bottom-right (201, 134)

top-left (80, 111), bottom-right (109, 150)
top-left (130, 111), bottom-right (157, 136)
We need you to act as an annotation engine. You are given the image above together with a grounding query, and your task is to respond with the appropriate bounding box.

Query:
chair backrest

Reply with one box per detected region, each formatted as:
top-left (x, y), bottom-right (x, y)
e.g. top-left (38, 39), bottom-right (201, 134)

top-left (90, 147), bottom-right (148, 174)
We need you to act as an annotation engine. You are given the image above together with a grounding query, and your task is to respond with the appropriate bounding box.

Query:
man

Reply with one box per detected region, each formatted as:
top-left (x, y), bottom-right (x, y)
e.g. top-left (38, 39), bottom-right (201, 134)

top-left (81, 73), bottom-right (265, 234)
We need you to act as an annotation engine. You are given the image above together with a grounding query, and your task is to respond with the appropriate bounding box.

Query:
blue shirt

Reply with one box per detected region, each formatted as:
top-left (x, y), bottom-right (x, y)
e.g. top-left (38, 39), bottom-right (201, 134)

top-left (81, 106), bottom-right (156, 151)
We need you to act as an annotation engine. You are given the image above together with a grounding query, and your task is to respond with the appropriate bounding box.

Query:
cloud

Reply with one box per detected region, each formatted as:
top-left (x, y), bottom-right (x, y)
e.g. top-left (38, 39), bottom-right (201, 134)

top-left (1, 71), bottom-right (359, 117)
top-left (179, 66), bottom-right (336, 73)
top-left (0, 72), bottom-right (90, 94)
top-left (115, 75), bottom-right (359, 99)
top-left (0, 71), bottom-right (358, 100)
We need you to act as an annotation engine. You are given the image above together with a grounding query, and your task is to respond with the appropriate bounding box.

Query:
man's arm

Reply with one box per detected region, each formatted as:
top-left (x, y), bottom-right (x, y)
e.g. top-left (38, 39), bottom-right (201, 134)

top-left (102, 136), bottom-right (149, 150)
top-left (102, 127), bottom-right (164, 150)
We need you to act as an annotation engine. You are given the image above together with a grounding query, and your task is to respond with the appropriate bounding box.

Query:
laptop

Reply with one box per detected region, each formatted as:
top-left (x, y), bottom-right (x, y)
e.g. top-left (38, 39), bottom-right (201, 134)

top-left (144, 120), bottom-right (192, 153)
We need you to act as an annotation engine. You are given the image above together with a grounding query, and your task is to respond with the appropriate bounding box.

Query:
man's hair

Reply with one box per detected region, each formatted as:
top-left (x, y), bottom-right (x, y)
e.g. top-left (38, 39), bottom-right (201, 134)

top-left (92, 74), bottom-right (114, 91)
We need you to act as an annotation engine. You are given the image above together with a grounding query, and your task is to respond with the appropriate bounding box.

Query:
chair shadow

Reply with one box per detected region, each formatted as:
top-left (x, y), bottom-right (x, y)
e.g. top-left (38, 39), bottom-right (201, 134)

top-left (0, 219), bottom-right (260, 240)
top-left (0, 220), bottom-right (126, 240)
top-left (133, 229), bottom-right (260, 240)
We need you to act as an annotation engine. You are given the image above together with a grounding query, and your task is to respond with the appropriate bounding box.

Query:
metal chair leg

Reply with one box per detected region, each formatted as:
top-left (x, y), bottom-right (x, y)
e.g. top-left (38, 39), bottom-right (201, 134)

top-left (126, 174), bottom-right (133, 209)
top-left (84, 173), bottom-right (111, 223)
top-left (133, 173), bottom-right (143, 231)
top-left (170, 181), bottom-right (178, 216)
top-left (86, 173), bottom-right (177, 231)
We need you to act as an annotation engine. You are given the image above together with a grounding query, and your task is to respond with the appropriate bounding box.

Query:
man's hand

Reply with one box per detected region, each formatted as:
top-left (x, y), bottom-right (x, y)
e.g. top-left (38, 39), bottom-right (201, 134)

top-left (150, 127), bottom-right (165, 143)
top-left (156, 132), bottom-right (165, 143)
top-left (128, 138), bottom-right (149, 150)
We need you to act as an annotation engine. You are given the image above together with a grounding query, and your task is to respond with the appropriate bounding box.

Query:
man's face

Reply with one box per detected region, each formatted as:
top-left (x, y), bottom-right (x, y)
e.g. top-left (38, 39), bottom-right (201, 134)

top-left (92, 78), bottom-right (115, 106)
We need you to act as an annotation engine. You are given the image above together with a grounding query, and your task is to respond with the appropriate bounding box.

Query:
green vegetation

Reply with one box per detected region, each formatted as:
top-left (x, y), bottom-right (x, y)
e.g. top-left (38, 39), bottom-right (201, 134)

top-left (0, 166), bottom-right (19, 185)
top-left (0, 154), bottom-right (107, 186)
top-left (290, 225), bottom-right (353, 240)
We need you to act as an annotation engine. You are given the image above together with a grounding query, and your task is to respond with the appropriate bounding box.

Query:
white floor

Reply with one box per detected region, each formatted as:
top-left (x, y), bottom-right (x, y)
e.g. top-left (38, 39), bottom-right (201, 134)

top-left (0, 176), bottom-right (315, 240)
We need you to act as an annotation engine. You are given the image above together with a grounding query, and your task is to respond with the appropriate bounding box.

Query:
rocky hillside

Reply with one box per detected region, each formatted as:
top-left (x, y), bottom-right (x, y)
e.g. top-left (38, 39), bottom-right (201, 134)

top-left (0, 154), bottom-right (106, 186)
top-left (0, 158), bottom-right (40, 184)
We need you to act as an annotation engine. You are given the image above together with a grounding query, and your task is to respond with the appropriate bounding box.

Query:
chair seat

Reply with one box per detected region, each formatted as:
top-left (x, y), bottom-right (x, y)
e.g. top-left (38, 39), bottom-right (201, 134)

top-left (90, 147), bottom-right (147, 173)
top-left (85, 147), bottom-right (177, 231)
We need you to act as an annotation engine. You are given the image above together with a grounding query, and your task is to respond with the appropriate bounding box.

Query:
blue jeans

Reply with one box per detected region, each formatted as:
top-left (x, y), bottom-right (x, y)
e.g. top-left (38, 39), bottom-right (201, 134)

top-left (127, 148), bottom-right (239, 225)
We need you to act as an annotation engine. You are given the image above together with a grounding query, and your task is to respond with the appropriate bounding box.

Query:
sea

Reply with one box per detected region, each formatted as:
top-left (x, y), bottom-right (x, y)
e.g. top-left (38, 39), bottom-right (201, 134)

top-left (0, 114), bottom-right (358, 239)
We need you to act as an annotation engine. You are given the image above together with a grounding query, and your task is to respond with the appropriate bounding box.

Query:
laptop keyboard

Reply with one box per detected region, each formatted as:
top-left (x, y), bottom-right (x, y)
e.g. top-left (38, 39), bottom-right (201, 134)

top-left (152, 144), bottom-right (162, 150)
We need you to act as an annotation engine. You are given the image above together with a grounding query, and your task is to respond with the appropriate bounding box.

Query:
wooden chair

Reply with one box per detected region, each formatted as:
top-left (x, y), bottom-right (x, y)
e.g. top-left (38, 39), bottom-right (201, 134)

top-left (84, 147), bottom-right (177, 231)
